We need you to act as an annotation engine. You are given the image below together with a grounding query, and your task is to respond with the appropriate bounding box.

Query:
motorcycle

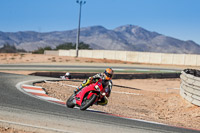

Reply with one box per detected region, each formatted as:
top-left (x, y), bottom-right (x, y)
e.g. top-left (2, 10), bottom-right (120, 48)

top-left (66, 79), bottom-right (106, 110)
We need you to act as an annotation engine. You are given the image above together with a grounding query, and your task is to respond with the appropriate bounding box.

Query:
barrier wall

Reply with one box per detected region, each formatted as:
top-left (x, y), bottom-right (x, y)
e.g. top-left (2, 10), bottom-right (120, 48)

top-left (44, 50), bottom-right (59, 56)
top-left (180, 70), bottom-right (200, 106)
top-left (44, 50), bottom-right (200, 66)
top-left (31, 72), bottom-right (180, 79)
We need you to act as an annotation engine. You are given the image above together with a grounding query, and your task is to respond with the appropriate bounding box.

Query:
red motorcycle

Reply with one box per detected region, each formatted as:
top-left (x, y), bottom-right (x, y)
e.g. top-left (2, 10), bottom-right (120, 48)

top-left (66, 79), bottom-right (106, 110)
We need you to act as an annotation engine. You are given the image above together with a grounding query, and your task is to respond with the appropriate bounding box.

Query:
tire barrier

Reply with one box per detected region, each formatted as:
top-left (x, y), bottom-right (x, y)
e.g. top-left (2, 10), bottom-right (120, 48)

top-left (30, 72), bottom-right (180, 79)
top-left (180, 69), bottom-right (200, 106)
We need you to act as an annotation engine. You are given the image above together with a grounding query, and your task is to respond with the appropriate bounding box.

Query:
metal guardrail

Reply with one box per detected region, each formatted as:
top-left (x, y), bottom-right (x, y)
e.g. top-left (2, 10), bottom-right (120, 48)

top-left (30, 72), bottom-right (180, 79)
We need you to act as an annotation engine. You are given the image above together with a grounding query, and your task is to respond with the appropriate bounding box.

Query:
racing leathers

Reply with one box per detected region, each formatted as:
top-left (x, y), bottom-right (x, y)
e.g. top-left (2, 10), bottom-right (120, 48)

top-left (74, 73), bottom-right (113, 106)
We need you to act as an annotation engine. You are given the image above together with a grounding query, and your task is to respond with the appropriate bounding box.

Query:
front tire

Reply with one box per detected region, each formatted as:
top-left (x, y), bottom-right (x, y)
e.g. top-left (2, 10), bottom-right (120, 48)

top-left (80, 94), bottom-right (97, 110)
top-left (66, 94), bottom-right (75, 108)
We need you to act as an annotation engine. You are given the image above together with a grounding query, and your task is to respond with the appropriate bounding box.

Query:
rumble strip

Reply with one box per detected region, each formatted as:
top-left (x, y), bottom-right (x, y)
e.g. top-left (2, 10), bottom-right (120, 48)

top-left (21, 84), bottom-right (66, 105)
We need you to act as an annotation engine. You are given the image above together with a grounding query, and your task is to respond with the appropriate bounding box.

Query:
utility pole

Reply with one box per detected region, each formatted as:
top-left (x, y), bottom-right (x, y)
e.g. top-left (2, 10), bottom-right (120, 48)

top-left (76, 0), bottom-right (86, 57)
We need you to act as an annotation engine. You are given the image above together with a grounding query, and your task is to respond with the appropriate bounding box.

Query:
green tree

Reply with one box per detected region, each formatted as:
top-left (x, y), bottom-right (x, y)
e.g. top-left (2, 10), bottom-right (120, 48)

top-left (78, 42), bottom-right (92, 49)
top-left (55, 42), bottom-right (75, 50)
top-left (56, 42), bottom-right (92, 50)
top-left (32, 46), bottom-right (52, 54)
top-left (33, 42), bottom-right (92, 54)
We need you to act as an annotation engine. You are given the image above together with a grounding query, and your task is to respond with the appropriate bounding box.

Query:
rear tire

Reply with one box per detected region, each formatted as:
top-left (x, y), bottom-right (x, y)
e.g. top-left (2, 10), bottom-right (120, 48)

top-left (66, 94), bottom-right (75, 108)
top-left (80, 94), bottom-right (97, 110)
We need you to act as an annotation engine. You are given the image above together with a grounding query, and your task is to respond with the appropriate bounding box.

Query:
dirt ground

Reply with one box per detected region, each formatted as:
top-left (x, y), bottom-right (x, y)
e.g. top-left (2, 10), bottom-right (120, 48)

top-left (0, 53), bottom-right (130, 65)
top-left (0, 127), bottom-right (34, 133)
top-left (1, 53), bottom-right (200, 132)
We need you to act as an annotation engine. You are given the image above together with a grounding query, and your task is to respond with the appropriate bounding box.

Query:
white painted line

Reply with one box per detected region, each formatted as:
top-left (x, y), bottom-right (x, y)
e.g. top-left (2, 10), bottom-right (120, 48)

top-left (22, 84), bottom-right (43, 89)
top-left (0, 119), bottom-right (77, 133)
top-left (112, 91), bottom-right (142, 95)
top-left (45, 81), bottom-right (78, 88)
top-left (113, 69), bottom-right (125, 71)
top-left (135, 69), bottom-right (150, 71)
top-left (167, 88), bottom-right (180, 90)
top-left (60, 83), bottom-right (77, 88)
top-left (23, 89), bottom-right (46, 94)
top-left (123, 116), bottom-right (167, 126)
top-left (37, 96), bottom-right (63, 102)
top-left (44, 81), bottom-right (57, 83)
top-left (161, 70), bottom-right (177, 72)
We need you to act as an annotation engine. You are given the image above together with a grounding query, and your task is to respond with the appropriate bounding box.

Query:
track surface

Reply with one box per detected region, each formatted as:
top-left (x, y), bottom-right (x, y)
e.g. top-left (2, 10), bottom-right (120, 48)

top-left (0, 72), bottom-right (198, 133)
top-left (0, 64), bottom-right (181, 72)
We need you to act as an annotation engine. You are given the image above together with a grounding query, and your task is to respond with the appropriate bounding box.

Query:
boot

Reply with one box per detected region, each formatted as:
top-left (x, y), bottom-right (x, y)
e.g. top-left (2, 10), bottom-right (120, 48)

top-left (74, 85), bottom-right (83, 94)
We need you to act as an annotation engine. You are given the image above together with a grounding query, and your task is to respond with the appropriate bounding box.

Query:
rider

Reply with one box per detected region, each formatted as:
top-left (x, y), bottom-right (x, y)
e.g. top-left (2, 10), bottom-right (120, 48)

top-left (64, 72), bottom-right (71, 79)
top-left (74, 68), bottom-right (114, 106)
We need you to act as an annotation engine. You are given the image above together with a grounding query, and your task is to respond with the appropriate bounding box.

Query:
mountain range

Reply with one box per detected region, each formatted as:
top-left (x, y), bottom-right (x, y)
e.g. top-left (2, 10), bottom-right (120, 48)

top-left (0, 24), bottom-right (200, 54)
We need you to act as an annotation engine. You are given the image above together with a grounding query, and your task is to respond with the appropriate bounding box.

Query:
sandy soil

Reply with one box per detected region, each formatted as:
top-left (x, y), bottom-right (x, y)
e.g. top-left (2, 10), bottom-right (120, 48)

top-left (0, 53), bottom-right (200, 132)
top-left (0, 127), bottom-right (34, 133)
top-left (0, 53), bottom-right (129, 65)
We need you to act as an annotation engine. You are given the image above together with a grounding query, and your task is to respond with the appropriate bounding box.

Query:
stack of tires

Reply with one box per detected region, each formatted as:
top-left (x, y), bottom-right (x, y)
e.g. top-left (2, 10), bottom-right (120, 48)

top-left (180, 69), bottom-right (200, 106)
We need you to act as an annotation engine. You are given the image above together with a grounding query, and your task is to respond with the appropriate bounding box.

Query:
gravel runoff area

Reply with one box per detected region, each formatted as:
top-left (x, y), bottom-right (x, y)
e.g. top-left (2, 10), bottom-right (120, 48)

top-left (0, 53), bottom-right (200, 132)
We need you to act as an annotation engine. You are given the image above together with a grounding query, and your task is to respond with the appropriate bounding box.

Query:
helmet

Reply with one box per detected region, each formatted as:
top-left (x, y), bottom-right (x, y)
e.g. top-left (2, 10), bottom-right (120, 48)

top-left (65, 72), bottom-right (70, 76)
top-left (103, 68), bottom-right (114, 80)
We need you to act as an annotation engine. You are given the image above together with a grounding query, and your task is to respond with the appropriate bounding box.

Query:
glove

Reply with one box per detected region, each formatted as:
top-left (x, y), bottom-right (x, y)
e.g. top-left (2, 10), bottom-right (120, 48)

top-left (85, 77), bottom-right (93, 85)
top-left (89, 77), bottom-right (94, 83)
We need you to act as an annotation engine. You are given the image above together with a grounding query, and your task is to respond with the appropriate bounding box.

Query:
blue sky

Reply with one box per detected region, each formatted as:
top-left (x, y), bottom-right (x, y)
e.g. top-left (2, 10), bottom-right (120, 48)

top-left (0, 0), bottom-right (200, 44)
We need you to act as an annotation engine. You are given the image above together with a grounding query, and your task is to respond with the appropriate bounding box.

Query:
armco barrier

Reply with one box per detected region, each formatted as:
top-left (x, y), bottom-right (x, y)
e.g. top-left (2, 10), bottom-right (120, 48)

top-left (30, 72), bottom-right (180, 79)
top-left (44, 50), bottom-right (200, 66)
top-left (180, 69), bottom-right (200, 106)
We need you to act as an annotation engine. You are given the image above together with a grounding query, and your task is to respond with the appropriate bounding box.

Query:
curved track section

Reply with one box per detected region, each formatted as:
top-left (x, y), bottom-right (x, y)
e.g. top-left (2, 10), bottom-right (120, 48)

top-left (0, 72), bottom-right (198, 133)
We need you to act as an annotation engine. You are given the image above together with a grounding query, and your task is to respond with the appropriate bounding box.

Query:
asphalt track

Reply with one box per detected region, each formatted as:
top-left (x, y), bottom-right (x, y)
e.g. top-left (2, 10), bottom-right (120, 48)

top-left (0, 64), bottom-right (181, 72)
top-left (0, 72), bottom-right (199, 133)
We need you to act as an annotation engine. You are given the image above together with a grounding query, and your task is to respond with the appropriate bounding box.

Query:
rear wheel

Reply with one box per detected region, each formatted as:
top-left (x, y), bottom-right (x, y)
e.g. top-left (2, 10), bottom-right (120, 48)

top-left (80, 94), bottom-right (97, 110)
top-left (66, 94), bottom-right (75, 108)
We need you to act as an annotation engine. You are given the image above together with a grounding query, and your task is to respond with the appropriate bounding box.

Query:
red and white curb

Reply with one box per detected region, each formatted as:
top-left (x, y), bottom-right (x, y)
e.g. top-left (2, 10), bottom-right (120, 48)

top-left (21, 84), bottom-right (66, 105)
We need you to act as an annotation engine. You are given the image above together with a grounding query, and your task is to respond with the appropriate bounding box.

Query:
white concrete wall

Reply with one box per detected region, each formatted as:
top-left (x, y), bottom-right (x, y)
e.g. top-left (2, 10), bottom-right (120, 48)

top-left (44, 49), bottom-right (200, 66)
top-left (197, 56), bottom-right (200, 66)
top-left (92, 50), bottom-right (104, 59)
top-left (172, 54), bottom-right (185, 65)
top-left (184, 54), bottom-right (197, 66)
top-left (79, 50), bottom-right (92, 58)
top-left (103, 50), bottom-right (116, 60)
top-left (138, 52), bottom-right (150, 63)
top-left (126, 51), bottom-right (139, 62)
top-left (149, 53), bottom-right (162, 64)
top-left (115, 51), bottom-right (127, 61)
top-left (161, 53), bottom-right (173, 65)
top-left (44, 50), bottom-right (59, 56)
top-left (58, 50), bottom-right (70, 56)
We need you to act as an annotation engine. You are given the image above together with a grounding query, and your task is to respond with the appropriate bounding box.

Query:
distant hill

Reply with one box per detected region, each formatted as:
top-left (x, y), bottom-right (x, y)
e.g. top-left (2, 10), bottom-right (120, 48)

top-left (0, 24), bottom-right (200, 54)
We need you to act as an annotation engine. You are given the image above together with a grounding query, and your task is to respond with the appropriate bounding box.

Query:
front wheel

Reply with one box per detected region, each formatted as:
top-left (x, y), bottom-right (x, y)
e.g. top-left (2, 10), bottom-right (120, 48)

top-left (80, 94), bottom-right (97, 110)
top-left (66, 94), bottom-right (75, 108)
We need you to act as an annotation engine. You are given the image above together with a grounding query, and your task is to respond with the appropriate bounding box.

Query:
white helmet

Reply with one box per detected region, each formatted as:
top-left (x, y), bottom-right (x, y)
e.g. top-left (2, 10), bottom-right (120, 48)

top-left (65, 72), bottom-right (70, 76)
